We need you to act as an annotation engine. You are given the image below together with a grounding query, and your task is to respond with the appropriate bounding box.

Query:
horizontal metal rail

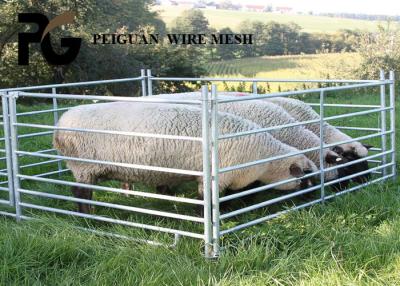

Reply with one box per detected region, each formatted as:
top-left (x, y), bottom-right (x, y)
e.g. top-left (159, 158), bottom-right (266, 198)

top-left (324, 174), bottom-right (395, 200)
top-left (217, 81), bottom-right (392, 103)
top-left (219, 107), bottom-right (389, 140)
top-left (221, 184), bottom-right (321, 219)
top-left (17, 174), bottom-right (203, 205)
top-left (33, 169), bottom-right (70, 178)
top-left (16, 107), bottom-right (70, 117)
top-left (219, 131), bottom-right (391, 174)
top-left (0, 186), bottom-right (10, 191)
top-left (308, 103), bottom-right (381, 108)
top-left (323, 150), bottom-right (393, 173)
top-left (0, 211), bottom-right (17, 218)
top-left (219, 118), bottom-right (322, 140)
top-left (0, 131), bottom-right (54, 142)
top-left (221, 198), bottom-right (324, 235)
top-left (19, 202), bottom-right (204, 239)
top-left (18, 131), bottom-right (54, 139)
top-left (1, 148), bottom-right (59, 161)
top-left (152, 77), bottom-right (380, 84)
top-left (334, 126), bottom-right (381, 132)
top-left (18, 189), bottom-right (203, 223)
top-left (220, 130), bottom-right (392, 174)
top-left (220, 170), bottom-right (320, 202)
top-left (323, 130), bottom-right (392, 150)
top-left (324, 162), bottom-right (393, 188)
top-left (17, 92), bottom-right (202, 105)
top-left (220, 162), bottom-right (393, 219)
top-left (19, 159), bottom-right (62, 170)
top-left (14, 123), bottom-right (202, 142)
top-left (16, 150), bottom-right (203, 176)
top-left (0, 76), bottom-right (144, 92)
top-left (0, 199), bottom-right (10, 205)
top-left (220, 174), bottom-right (394, 235)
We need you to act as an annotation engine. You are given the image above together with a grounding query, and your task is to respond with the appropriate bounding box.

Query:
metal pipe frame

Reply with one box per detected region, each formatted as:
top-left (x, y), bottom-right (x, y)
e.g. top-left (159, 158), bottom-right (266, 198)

top-left (0, 93), bottom-right (14, 208)
top-left (7, 93), bottom-right (22, 220)
top-left (319, 90), bottom-right (325, 202)
top-left (141, 69), bottom-right (147, 97)
top-left (17, 174), bottom-right (203, 205)
top-left (219, 162), bottom-right (394, 220)
top-left (17, 91), bottom-right (202, 105)
top-left (201, 86), bottom-right (213, 258)
top-left (147, 69), bottom-right (153, 96)
top-left (211, 84), bottom-right (220, 257)
top-left (220, 175), bottom-right (395, 236)
top-left (219, 107), bottom-right (391, 140)
top-left (16, 150), bottom-right (203, 177)
top-left (0, 76), bottom-right (144, 93)
top-left (151, 77), bottom-right (380, 84)
top-left (217, 81), bottom-right (391, 103)
top-left (14, 122), bottom-right (202, 142)
top-left (219, 130), bottom-right (392, 175)
top-left (380, 70), bottom-right (388, 176)
top-left (18, 188), bottom-right (203, 222)
top-left (389, 71), bottom-right (396, 181)
top-left (16, 107), bottom-right (70, 117)
top-left (0, 70), bottom-right (396, 259)
top-left (52, 88), bottom-right (63, 175)
top-left (19, 202), bottom-right (204, 239)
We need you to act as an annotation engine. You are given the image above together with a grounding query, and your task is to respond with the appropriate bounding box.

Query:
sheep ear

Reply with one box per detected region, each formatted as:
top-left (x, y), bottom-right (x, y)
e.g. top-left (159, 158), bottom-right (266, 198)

top-left (362, 144), bottom-right (374, 150)
top-left (332, 146), bottom-right (344, 155)
top-left (325, 151), bottom-right (343, 164)
top-left (290, 163), bottom-right (304, 178)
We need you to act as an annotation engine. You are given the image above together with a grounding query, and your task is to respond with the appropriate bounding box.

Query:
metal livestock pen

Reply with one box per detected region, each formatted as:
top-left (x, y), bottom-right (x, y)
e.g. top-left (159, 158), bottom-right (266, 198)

top-left (0, 70), bottom-right (396, 258)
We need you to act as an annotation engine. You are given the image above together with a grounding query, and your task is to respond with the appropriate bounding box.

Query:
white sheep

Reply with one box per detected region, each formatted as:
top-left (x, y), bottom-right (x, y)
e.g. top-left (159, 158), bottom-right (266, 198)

top-left (154, 93), bottom-right (342, 181)
top-left (221, 92), bottom-right (371, 184)
top-left (54, 102), bottom-right (318, 213)
top-left (262, 97), bottom-right (370, 157)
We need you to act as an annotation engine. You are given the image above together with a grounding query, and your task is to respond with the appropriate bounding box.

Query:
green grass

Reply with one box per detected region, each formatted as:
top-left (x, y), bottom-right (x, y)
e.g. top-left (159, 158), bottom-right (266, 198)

top-left (155, 6), bottom-right (385, 33)
top-left (0, 85), bottom-right (399, 284)
top-left (206, 53), bottom-right (362, 91)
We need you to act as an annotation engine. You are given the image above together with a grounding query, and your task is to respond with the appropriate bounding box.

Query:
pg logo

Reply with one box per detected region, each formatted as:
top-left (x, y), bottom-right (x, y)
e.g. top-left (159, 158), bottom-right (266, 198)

top-left (18, 11), bottom-right (82, 65)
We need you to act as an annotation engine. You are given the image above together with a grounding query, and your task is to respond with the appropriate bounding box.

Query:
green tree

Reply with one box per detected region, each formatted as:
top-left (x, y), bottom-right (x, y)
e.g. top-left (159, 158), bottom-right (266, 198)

top-left (170, 9), bottom-right (210, 34)
top-left (356, 23), bottom-right (400, 79)
top-left (0, 0), bottom-right (205, 95)
top-left (215, 27), bottom-right (237, 60)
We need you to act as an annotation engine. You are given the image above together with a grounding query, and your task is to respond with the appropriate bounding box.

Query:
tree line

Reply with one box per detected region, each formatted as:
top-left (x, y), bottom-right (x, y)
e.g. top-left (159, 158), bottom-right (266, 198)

top-left (0, 1), bottom-right (398, 95)
top-left (0, 0), bottom-right (206, 95)
top-left (171, 9), bottom-right (362, 60)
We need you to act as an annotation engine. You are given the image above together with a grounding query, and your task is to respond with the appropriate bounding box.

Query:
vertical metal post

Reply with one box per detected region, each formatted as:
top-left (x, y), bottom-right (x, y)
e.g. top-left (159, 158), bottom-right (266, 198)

top-left (201, 85), bottom-right (213, 258)
top-left (389, 71), bottom-right (396, 181)
top-left (147, 69), bottom-right (153, 96)
top-left (319, 90), bottom-right (325, 202)
top-left (210, 84), bottom-right (220, 257)
top-left (8, 93), bottom-right (22, 221)
top-left (141, 69), bottom-right (147, 97)
top-left (1, 93), bottom-right (14, 206)
top-left (52, 88), bottom-right (62, 175)
top-left (252, 81), bottom-right (258, 94)
top-left (380, 70), bottom-right (387, 176)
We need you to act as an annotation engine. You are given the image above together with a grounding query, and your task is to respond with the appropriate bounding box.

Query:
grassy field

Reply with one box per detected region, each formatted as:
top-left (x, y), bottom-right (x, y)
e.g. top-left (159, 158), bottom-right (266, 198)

top-left (0, 83), bottom-right (399, 284)
top-left (155, 6), bottom-right (383, 33)
top-left (205, 53), bottom-right (362, 91)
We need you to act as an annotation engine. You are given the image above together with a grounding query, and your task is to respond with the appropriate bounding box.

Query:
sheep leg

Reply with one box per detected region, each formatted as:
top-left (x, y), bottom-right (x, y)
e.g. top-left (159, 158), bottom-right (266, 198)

top-left (71, 186), bottom-right (93, 214)
top-left (197, 183), bottom-right (205, 217)
top-left (156, 185), bottom-right (171, 195)
top-left (121, 182), bottom-right (131, 197)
